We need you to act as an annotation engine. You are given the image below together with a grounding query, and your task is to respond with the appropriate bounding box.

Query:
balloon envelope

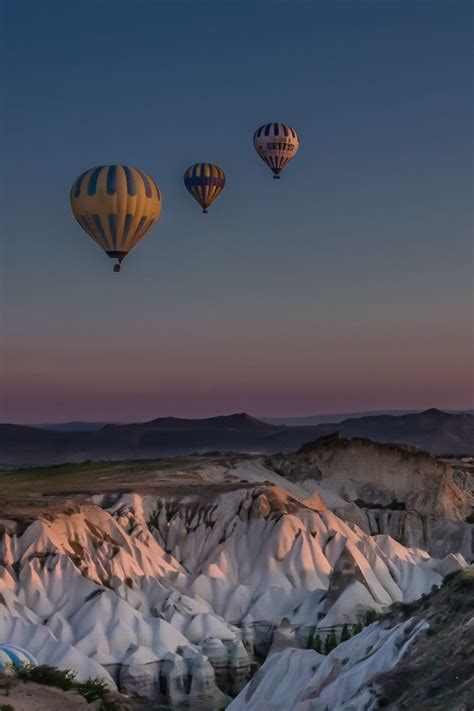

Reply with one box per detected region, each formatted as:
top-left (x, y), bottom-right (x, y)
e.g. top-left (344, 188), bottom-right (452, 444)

top-left (70, 165), bottom-right (162, 268)
top-left (253, 123), bottom-right (299, 178)
top-left (184, 163), bottom-right (225, 213)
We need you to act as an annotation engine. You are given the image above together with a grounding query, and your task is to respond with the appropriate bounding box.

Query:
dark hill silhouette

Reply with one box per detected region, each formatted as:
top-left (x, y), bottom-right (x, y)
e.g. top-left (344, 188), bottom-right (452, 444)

top-left (309, 408), bottom-right (474, 454)
top-left (1, 409), bottom-right (472, 467)
top-left (122, 412), bottom-right (277, 430)
top-left (37, 421), bottom-right (110, 431)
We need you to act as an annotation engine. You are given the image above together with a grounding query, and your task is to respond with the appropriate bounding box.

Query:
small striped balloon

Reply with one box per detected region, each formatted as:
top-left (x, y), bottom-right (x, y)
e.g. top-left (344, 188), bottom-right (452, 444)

top-left (184, 163), bottom-right (226, 214)
top-left (0, 644), bottom-right (37, 672)
top-left (253, 123), bottom-right (300, 179)
top-left (70, 165), bottom-right (162, 271)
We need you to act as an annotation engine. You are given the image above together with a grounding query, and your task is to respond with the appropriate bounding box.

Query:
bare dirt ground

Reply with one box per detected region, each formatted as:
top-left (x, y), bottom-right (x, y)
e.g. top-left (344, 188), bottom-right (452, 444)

top-left (0, 679), bottom-right (89, 710)
top-left (2, 453), bottom-right (470, 530)
top-left (0, 455), bottom-right (259, 530)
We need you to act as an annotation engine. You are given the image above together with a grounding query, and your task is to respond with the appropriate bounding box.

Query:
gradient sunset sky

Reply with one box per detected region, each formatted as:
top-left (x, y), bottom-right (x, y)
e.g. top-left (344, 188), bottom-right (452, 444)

top-left (1, 0), bottom-right (473, 423)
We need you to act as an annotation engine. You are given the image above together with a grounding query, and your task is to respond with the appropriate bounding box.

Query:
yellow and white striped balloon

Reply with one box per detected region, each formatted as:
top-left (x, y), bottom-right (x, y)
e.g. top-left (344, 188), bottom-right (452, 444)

top-left (253, 123), bottom-right (299, 179)
top-left (70, 165), bottom-right (162, 271)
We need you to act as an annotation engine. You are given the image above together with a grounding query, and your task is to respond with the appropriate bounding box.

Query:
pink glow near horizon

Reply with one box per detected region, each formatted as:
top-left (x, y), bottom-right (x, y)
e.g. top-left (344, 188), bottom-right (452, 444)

top-left (3, 315), bottom-right (472, 422)
top-left (3, 376), bottom-right (472, 424)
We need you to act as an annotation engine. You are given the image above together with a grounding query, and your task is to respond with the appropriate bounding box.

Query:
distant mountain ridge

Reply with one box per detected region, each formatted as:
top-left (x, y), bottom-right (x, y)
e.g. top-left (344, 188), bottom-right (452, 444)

top-left (264, 409), bottom-right (414, 426)
top-left (1, 409), bottom-right (473, 467)
top-left (264, 408), bottom-right (474, 426)
top-left (126, 412), bottom-right (276, 430)
top-left (37, 421), bottom-right (112, 431)
top-left (33, 408), bottom-right (473, 431)
top-left (309, 408), bottom-right (474, 455)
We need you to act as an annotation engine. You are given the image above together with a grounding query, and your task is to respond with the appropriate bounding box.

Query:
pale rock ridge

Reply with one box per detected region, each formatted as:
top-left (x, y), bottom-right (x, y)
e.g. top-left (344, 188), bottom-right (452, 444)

top-left (0, 504), bottom-right (233, 706)
top-left (0, 481), bottom-right (467, 705)
top-left (269, 435), bottom-right (473, 559)
top-left (228, 617), bottom-right (429, 710)
top-left (107, 486), bottom-right (446, 627)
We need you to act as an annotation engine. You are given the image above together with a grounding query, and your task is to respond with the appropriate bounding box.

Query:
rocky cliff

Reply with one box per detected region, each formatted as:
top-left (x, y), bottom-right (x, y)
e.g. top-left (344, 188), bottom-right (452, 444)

top-left (268, 433), bottom-right (473, 560)
top-left (229, 566), bottom-right (474, 711)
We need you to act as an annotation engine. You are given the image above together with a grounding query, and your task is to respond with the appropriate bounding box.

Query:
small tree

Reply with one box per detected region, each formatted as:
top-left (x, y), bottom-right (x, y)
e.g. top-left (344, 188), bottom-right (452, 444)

top-left (306, 628), bottom-right (315, 650)
top-left (352, 621), bottom-right (363, 635)
top-left (364, 609), bottom-right (378, 626)
top-left (313, 634), bottom-right (322, 653)
top-left (324, 629), bottom-right (337, 654)
top-left (340, 623), bottom-right (351, 643)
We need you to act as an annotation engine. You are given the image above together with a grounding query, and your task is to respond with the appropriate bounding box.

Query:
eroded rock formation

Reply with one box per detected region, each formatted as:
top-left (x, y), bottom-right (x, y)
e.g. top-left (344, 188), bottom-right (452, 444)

top-left (0, 473), bottom-right (463, 705)
top-left (268, 433), bottom-right (473, 560)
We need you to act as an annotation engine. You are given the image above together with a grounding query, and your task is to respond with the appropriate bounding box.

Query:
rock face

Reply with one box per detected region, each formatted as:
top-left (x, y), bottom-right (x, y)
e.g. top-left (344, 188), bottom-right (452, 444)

top-left (229, 567), bottom-right (474, 710)
top-left (228, 617), bottom-right (430, 710)
top-left (269, 433), bottom-right (473, 560)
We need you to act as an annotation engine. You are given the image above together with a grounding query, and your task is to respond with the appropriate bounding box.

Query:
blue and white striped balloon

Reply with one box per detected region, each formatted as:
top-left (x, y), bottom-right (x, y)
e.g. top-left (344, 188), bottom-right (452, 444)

top-left (0, 644), bottom-right (37, 672)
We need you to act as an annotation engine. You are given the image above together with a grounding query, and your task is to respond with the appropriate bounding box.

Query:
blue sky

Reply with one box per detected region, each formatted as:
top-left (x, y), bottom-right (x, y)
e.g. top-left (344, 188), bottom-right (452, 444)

top-left (1, 0), bottom-right (473, 422)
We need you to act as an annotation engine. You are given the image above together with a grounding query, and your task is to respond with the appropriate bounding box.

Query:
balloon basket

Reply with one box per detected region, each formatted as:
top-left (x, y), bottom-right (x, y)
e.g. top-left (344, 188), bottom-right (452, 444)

top-left (113, 264), bottom-right (121, 273)
top-left (202, 209), bottom-right (208, 214)
top-left (273, 175), bottom-right (281, 180)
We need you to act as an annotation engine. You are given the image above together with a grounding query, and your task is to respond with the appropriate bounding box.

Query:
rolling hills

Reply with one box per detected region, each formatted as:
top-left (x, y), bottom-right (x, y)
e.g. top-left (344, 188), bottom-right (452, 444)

top-left (1, 409), bottom-right (473, 467)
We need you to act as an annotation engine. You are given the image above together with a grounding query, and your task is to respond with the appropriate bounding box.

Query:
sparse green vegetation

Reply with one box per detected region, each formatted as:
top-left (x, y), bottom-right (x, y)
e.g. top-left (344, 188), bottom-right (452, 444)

top-left (0, 454), bottom-right (254, 528)
top-left (309, 626), bottom-right (352, 655)
top-left (75, 677), bottom-right (110, 704)
top-left (340, 623), bottom-right (351, 643)
top-left (364, 609), bottom-right (378, 625)
top-left (14, 664), bottom-right (121, 710)
top-left (15, 664), bottom-right (76, 691)
top-left (308, 622), bottom-right (356, 655)
top-left (324, 629), bottom-right (337, 654)
top-left (307, 608), bottom-right (382, 658)
top-left (313, 633), bottom-right (322, 653)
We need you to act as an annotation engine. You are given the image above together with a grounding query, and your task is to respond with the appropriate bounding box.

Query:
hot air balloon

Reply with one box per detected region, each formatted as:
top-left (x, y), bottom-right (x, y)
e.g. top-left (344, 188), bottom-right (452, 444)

top-left (0, 644), bottom-right (37, 673)
top-left (253, 123), bottom-right (299, 179)
top-left (184, 163), bottom-right (225, 214)
top-left (70, 165), bottom-right (162, 272)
